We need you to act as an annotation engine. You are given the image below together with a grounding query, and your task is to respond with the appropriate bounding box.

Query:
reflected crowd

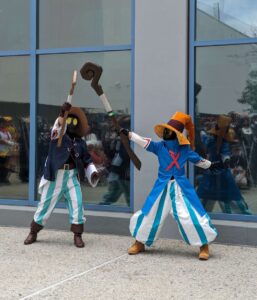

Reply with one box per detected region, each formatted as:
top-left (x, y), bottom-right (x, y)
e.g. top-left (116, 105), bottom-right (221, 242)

top-left (0, 116), bottom-right (28, 185)
top-left (1, 108), bottom-right (256, 212)
top-left (195, 111), bottom-right (257, 214)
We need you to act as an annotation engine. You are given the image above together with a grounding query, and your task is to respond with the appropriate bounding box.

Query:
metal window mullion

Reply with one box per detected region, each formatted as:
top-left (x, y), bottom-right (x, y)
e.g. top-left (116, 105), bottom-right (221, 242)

top-left (129, 0), bottom-right (135, 213)
top-left (188, 0), bottom-right (196, 185)
top-left (36, 45), bottom-right (132, 55)
top-left (28, 0), bottom-right (37, 206)
top-left (194, 37), bottom-right (257, 47)
top-left (0, 50), bottom-right (31, 57)
top-left (55, 202), bottom-right (132, 213)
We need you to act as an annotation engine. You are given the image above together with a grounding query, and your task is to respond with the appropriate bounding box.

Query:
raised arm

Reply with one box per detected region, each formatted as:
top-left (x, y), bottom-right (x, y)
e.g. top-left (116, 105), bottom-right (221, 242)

top-left (51, 102), bottom-right (71, 140)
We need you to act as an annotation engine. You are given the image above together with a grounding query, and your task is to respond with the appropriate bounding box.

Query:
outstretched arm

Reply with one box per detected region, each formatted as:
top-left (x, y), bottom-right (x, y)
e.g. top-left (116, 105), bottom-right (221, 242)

top-left (119, 128), bottom-right (159, 155)
top-left (187, 148), bottom-right (211, 169)
top-left (51, 102), bottom-right (71, 140)
top-left (119, 128), bottom-right (150, 148)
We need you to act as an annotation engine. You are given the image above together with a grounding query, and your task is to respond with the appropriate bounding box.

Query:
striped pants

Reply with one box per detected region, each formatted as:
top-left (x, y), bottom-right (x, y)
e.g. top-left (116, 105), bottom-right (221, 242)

top-left (34, 169), bottom-right (85, 226)
top-left (130, 180), bottom-right (218, 247)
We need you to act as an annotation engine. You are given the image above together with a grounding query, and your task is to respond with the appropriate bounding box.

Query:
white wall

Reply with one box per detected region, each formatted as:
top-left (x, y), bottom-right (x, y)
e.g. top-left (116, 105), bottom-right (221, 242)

top-left (134, 0), bottom-right (188, 212)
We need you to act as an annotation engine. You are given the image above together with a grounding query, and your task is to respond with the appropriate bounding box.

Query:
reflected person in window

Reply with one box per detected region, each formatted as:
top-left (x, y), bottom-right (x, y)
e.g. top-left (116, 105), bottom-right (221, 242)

top-left (121, 112), bottom-right (218, 260)
top-left (24, 102), bottom-right (100, 248)
top-left (197, 115), bottom-right (251, 214)
top-left (0, 117), bottom-right (18, 184)
top-left (100, 115), bottom-right (130, 206)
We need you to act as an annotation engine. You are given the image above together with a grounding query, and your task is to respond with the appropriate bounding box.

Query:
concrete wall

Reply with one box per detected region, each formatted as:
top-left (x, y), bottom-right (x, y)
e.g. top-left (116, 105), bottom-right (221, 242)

top-left (133, 0), bottom-right (188, 212)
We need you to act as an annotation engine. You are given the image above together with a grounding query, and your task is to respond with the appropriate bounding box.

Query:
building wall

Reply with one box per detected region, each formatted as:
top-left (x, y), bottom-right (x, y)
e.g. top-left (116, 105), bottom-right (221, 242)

top-left (134, 0), bottom-right (188, 211)
top-left (132, 0), bottom-right (189, 240)
top-left (1, 0), bottom-right (256, 245)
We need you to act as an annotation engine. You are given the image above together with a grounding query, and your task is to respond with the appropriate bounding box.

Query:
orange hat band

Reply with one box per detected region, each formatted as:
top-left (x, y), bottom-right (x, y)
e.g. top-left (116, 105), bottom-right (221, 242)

top-left (167, 119), bottom-right (184, 132)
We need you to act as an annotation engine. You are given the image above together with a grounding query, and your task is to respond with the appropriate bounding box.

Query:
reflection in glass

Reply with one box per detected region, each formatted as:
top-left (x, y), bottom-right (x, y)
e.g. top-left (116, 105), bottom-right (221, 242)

top-left (98, 115), bottom-right (130, 206)
top-left (37, 52), bottom-right (131, 207)
top-left (39, 0), bottom-right (131, 48)
top-left (197, 0), bottom-right (257, 40)
top-left (0, 0), bottom-right (29, 50)
top-left (0, 57), bottom-right (29, 199)
top-left (195, 44), bottom-right (257, 214)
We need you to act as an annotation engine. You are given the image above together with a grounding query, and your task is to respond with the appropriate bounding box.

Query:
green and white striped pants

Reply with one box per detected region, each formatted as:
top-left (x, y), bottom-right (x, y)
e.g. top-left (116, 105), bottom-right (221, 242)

top-left (34, 169), bottom-right (85, 226)
top-left (130, 180), bottom-right (218, 247)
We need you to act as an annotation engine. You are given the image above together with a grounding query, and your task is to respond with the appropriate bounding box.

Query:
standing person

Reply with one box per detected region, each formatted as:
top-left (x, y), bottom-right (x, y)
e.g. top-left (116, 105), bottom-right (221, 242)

top-left (249, 113), bottom-right (257, 186)
top-left (100, 139), bottom-right (130, 206)
top-left (24, 102), bottom-right (99, 248)
top-left (197, 115), bottom-right (251, 215)
top-left (121, 112), bottom-right (218, 260)
top-left (0, 117), bottom-right (17, 184)
top-left (100, 115), bottom-right (130, 206)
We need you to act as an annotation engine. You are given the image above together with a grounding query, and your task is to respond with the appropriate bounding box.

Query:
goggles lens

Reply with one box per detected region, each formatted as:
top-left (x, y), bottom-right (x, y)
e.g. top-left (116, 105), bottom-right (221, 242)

top-left (66, 117), bottom-right (72, 125)
top-left (73, 118), bottom-right (78, 126)
top-left (66, 117), bottom-right (78, 126)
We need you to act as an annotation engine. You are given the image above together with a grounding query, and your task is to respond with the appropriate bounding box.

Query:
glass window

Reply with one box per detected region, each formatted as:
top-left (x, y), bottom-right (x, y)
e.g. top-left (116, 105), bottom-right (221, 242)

top-left (37, 51), bottom-right (131, 207)
top-left (0, 0), bottom-right (30, 51)
top-left (194, 44), bottom-right (257, 215)
top-left (0, 56), bottom-right (29, 199)
top-left (39, 0), bottom-right (131, 49)
top-left (197, 0), bottom-right (257, 40)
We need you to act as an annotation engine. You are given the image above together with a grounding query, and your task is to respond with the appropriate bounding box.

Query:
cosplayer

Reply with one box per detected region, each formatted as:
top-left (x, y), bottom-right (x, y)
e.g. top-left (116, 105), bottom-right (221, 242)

top-left (24, 102), bottom-right (99, 248)
top-left (121, 112), bottom-right (218, 260)
top-left (197, 115), bottom-right (251, 215)
top-left (100, 116), bottom-right (130, 206)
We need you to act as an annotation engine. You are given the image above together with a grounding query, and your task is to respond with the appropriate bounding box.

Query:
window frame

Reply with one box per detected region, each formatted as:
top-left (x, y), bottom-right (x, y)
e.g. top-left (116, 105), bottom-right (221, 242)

top-left (188, 0), bottom-right (257, 221)
top-left (0, 0), bottom-right (135, 213)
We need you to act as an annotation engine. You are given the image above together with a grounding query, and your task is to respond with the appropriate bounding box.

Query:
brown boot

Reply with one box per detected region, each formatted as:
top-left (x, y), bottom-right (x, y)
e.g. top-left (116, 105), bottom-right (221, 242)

top-left (71, 224), bottom-right (85, 248)
top-left (128, 240), bottom-right (145, 255)
top-left (199, 244), bottom-right (209, 260)
top-left (24, 220), bottom-right (43, 245)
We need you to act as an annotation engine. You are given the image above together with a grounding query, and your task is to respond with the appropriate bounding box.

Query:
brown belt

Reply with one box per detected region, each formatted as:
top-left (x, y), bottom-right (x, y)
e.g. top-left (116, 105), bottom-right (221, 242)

top-left (59, 163), bottom-right (75, 170)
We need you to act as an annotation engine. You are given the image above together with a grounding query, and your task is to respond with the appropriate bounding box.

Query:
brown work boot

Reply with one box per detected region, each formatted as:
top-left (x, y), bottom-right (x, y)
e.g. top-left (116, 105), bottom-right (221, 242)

top-left (128, 240), bottom-right (145, 255)
top-left (24, 220), bottom-right (43, 245)
top-left (71, 224), bottom-right (85, 248)
top-left (74, 233), bottom-right (85, 248)
top-left (199, 244), bottom-right (209, 260)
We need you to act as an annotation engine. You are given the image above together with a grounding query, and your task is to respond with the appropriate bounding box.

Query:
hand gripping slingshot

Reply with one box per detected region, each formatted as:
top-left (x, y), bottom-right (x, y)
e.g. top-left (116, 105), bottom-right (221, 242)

top-left (57, 70), bottom-right (77, 147)
top-left (80, 62), bottom-right (141, 170)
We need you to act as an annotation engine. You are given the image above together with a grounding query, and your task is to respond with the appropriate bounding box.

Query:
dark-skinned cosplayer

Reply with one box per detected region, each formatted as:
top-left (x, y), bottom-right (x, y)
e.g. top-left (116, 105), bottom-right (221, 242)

top-left (24, 102), bottom-right (99, 248)
top-left (122, 112), bottom-right (220, 260)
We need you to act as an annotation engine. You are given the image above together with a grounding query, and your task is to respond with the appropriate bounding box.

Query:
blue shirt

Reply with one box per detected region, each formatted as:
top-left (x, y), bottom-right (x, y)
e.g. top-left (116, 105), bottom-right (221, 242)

top-left (142, 139), bottom-right (206, 216)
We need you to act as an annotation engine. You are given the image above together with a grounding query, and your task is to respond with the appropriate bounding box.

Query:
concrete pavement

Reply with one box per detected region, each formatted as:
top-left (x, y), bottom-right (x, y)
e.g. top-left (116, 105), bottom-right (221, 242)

top-left (0, 226), bottom-right (256, 300)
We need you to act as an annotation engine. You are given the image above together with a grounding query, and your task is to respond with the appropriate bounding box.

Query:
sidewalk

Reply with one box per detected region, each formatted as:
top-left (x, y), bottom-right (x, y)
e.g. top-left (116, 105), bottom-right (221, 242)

top-left (0, 227), bottom-right (256, 300)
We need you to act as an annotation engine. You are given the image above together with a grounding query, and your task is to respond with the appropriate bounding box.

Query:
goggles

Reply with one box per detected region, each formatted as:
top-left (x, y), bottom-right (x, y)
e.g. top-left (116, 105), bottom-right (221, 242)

top-left (66, 117), bottom-right (78, 126)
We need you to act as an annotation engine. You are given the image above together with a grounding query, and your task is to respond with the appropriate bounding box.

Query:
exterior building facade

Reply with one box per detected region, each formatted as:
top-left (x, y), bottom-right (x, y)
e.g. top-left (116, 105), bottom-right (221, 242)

top-left (0, 0), bottom-right (256, 245)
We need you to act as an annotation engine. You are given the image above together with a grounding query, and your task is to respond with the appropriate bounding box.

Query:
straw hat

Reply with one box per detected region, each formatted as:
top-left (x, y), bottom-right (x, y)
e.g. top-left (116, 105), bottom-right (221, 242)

top-left (68, 107), bottom-right (89, 137)
top-left (154, 112), bottom-right (195, 148)
top-left (208, 115), bottom-right (235, 142)
top-left (208, 115), bottom-right (236, 153)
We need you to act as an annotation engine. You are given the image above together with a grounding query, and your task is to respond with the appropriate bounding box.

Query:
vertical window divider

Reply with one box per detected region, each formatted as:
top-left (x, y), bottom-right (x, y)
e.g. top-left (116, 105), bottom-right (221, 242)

top-left (190, 0), bottom-right (257, 221)
top-left (188, 0), bottom-right (196, 185)
top-left (28, 0), bottom-right (37, 205)
top-left (130, 0), bottom-right (135, 213)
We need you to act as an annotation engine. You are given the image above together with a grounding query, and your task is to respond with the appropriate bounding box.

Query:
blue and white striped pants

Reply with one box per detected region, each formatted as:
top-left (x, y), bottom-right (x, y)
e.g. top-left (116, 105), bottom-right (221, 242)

top-left (130, 180), bottom-right (218, 247)
top-left (34, 169), bottom-right (85, 226)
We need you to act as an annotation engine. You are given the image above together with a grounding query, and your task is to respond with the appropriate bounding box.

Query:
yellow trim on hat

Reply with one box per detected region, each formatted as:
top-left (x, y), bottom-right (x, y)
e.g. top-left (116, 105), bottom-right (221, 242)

top-left (154, 123), bottom-right (190, 145)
